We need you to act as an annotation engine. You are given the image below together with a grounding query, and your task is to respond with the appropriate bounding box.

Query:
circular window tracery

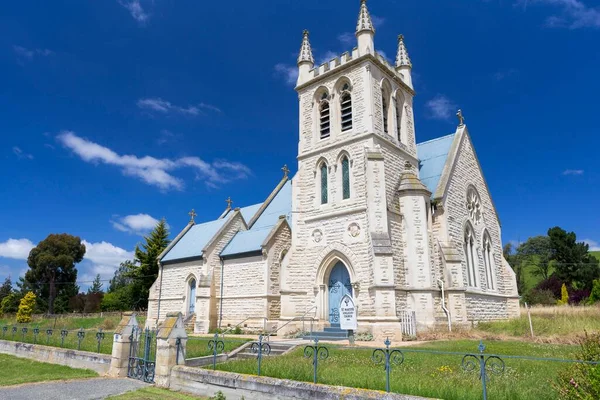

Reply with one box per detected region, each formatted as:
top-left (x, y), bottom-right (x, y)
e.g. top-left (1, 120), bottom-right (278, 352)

top-left (466, 187), bottom-right (482, 225)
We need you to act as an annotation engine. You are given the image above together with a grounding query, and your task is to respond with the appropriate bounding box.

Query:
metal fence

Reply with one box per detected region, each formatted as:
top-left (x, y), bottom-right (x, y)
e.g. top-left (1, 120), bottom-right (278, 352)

top-left (0, 324), bottom-right (111, 354)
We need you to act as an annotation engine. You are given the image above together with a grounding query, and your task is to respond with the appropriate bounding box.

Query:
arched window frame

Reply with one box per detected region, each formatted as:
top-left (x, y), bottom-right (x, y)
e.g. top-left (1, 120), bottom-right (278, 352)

top-left (395, 89), bottom-right (406, 144)
top-left (464, 223), bottom-right (478, 288)
top-left (185, 274), bottom-right (198, 314)
top-left (380, 80), bottom-right (393, 136)
top-left (336, 152), bottom-right (351, 201)
top-left (319, 161), bottom-right (329, 205)
top-left (466, 186), bottom-right (482, 225)
top-left (482, 231), bottom-right (496, 291)
top-left (315, 88), bottom-right (331, 140)
top-left (338, 82), bottom-right (353, 133)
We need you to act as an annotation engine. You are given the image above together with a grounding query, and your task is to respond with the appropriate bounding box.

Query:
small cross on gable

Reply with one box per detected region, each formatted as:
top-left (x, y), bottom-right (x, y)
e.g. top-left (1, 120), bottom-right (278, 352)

top-left (188, 209), bottom-right (197, 223)
top-left (225, 197), bottom-right (233, 209)
top-left (282, 164), bottom-right (290, 178)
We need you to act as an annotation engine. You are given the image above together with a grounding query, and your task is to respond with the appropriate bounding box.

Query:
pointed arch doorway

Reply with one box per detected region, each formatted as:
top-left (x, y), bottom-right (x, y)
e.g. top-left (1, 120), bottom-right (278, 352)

top-left (327, 262), bottom-right (352, 327)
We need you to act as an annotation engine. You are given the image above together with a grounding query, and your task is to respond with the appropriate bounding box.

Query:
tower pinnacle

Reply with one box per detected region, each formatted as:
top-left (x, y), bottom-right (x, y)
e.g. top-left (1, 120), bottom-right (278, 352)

top-left (297, 30), bottom-right (314, 66)
top-left (355, 0), bottom-right (375, 35)
top-left (395, 34), bottom-right (412, 68)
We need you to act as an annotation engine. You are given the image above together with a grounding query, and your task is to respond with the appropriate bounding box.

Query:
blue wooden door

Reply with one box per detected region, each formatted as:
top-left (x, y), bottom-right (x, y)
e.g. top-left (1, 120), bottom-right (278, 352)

top-left (328, 262), bottom-right (352, 326)
top-left (189, 279), bottom-right (196, 313)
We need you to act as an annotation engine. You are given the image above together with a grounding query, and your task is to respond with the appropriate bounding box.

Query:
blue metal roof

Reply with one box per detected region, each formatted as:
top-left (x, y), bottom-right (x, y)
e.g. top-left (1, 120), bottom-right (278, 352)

top-left (221, 181), bottom-right (292, 257)
top-left (161, 218), bottom-right (228, 262)
top-left (417, 134), bottom-right (455, 196)
top-left (239, 203), bottom-right (262, 224)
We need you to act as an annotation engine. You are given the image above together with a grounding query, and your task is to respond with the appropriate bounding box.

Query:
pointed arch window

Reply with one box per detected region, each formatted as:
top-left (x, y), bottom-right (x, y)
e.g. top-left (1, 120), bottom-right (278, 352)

top-left (381, 89), bottom-right (389, 134)
top-left (483, 232), bottom-right (495, 290)
top-left (396, 91), bottom-right (405, 143)
top-left (320, 163), bottom-right (328, 204)
top-left (464, 224), bottom-right (477, 287)
top-left (319, 92), bottom-right (330, 139)
top-left (342, 156), bottom-right (350, 200)
top-left (340, 83), bottom-right (353, 132)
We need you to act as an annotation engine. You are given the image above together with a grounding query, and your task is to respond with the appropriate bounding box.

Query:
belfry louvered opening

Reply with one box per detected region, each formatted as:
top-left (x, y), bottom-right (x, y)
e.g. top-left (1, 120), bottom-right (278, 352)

top-left (319, 95), bottom-right (331, 139)
top-left (340, 84), bottom-right (352, 132)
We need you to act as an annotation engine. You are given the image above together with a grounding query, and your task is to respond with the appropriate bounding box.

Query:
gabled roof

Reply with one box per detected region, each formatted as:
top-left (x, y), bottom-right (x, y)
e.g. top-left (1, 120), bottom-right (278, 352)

top-left (161, 218), bottom-right (229, 262)
top-left (416, 133), bottom-right (455, 196)
top-left (221, 180), bottom-right (292, 257)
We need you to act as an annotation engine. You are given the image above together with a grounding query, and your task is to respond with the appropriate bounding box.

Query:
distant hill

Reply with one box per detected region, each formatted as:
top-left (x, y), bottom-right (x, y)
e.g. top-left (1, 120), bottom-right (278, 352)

top-left (592, 251), bottom-right (600, 262)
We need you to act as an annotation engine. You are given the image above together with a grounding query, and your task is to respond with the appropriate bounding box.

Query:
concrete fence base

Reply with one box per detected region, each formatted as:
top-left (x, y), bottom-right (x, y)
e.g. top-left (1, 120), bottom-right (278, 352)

top-left (0, 339), bottom-right (111, 374)
top-left (170, 367), bottom-right (437, 400)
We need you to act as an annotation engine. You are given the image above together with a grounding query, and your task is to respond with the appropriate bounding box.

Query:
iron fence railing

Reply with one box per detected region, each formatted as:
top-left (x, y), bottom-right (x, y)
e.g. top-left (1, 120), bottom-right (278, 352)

top-left (0, 324), bottom-right (112, 354)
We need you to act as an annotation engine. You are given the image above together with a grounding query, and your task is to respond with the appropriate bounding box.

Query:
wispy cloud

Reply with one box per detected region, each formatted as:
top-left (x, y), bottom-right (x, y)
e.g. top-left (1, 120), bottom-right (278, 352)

top-left (583, 239), bottom-right (600, 251)
top-left (13, 46), bottom-right (52, 63)
top-left (274, 63), bottom-right (298, 86)
top-left (118, 0), bottom-right (150, 23)
top-left (137, 97), bottom-right (221, 116)
top-left (371, 15), bottom-right (386, 29)
top-left (57, 131), bottom-right (251, 191)
top-left (79, 240), bottom-right (134, 287)
top-left (0, 238), bottom-right (35, 260)
top-left (518, 0), bottom-right (600, 29)
top-left (425, 94), bottom-right (457, 121)
top-left (494, 68), bottom-right (519, 81)
top-left (12, 146), bottom-right (33, 160)
top-left (562, 169), bottom-right (584, 175)
top-left (111, 213), bottom-right (163, 235)
top-left (337, 32), bottom-right (355, 46)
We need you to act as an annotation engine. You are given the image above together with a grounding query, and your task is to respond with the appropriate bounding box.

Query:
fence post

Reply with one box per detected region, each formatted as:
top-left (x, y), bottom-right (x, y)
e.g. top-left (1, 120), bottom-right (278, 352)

top-left (108, 312), bottom-right (139, 378)
top-left (155, 312), bottom-right (187, 388)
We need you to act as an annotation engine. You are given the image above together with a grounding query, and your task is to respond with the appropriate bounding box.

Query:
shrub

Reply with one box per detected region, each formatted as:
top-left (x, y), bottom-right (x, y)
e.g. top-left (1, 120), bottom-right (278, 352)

top-left (0, 293), bottom-right (21, 316)
top-left (16, 292), bottom-right (36, 323)
top-left (355, 331), bottom-right (374, 341)
top-left (554, 331), bottom-right (600, 399)
top-left (588, 280), bottom-right (600, 304)
top-left (536, 276), bottom-right (564, 299)
top-left (523, 289), bottom-right (556, 305)
top-left (558, 284), bottom-right (570, 306)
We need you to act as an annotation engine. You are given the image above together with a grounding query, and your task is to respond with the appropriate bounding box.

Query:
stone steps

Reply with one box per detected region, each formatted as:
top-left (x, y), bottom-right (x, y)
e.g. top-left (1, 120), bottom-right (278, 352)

top-left (229, 341), bottom-right (297, 360)
top-left (184, 314), bottom-right (196, 332)
top-left (302, 327), bottom-right (349, 341)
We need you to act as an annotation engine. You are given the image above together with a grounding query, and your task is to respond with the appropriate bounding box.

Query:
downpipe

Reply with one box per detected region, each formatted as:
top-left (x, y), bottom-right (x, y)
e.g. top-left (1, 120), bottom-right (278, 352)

top-left (437, 279), bottom-right (452, 332)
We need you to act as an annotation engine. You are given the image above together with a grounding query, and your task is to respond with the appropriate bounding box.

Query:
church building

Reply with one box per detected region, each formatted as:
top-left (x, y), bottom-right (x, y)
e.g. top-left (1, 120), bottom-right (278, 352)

top-left (146, 0), bottom-right (520, 340)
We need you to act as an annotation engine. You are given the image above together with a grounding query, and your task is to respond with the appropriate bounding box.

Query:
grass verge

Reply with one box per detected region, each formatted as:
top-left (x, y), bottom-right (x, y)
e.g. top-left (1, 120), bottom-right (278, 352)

top-left (186, 337), bottom-right (251, 358)
top-left (213, 339), bottom-right (578, 400)
top-left (107, 387), bottom-right (208, 399)
top-left (0, 353), bottom-right (97, 386)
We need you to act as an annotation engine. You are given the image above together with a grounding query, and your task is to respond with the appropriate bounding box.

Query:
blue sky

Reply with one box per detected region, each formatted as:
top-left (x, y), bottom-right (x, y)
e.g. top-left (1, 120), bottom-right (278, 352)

top-left (1, 0), bottom-right (599, 290)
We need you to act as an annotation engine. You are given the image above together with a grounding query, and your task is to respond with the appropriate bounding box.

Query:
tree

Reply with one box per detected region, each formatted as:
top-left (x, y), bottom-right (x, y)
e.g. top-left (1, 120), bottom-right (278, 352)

top-left (517, 236), bottom-right (553, 280)
top-left (504, 243), bottom-right (525, 294)
top-left (548, 227), bottom-right (600, 290)
top-left (16, 292), bottom-right (36, 323)
top-left (24, 234), bottom-right (86, 314)
top-left (88, 274), bottom-right (103, 294)
top-left (128, 220), bottom-right (170, 309)
top-left (557, 283), bottom-right (569, 306)
top-left (108, 261), bottom-right (135, 293)
top-left (0, 277), bottom-right (12, 303)
top-left (0, 293), bottom-right (20, 316)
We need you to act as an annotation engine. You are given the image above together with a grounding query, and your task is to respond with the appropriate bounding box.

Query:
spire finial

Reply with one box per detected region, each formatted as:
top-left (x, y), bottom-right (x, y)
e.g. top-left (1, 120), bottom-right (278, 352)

top-left (457, 109), bottom-right (465, 127)
top-left (395, 34), bottom-right (412, 68)
top-left (356, 0), bottom-right (375, 35)
top-left (282, 164), bottom-right (290, 178)
top-left (297, 29), bottom-right (314, 66)
top-left (188, 209), bottom-right (197, 223)
top-left (225, 197), bottom-right (233, 209)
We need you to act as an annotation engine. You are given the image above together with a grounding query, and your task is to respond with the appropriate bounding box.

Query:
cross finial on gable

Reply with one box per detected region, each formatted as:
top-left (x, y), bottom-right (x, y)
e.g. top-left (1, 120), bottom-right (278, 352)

top-left (188, 209), bottom-right (197, 223)
top-left (225, 197), bottom-right (233, 209)
top-left (282, 164), bottom-right (290, 178)
top-left (457, 109), bottom-right (465, 127)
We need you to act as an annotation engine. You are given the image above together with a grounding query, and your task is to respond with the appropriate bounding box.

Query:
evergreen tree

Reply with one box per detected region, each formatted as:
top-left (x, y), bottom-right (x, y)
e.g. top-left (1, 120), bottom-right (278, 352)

top-left (88, 274), bottom-right (103, 294)
top-left (0, 277), bottom-right (12, 303)
top-left (16, 292), bottom-right (36, 323)
top-left (128, 219), bottom-right (170, 309)
top-left (108, 261), bottom-right (135, 293)
top-left (548, 227), bottom-right (600, 290)
top-left (24, 233), bottom-right (86, 314)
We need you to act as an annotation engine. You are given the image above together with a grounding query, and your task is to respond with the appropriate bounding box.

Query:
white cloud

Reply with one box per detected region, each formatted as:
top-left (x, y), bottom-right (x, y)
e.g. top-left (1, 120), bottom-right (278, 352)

top-left (12, 146), bottom-right (33, 160)
top-left (13, 46), bottom-right (52, 63)
top-left (274, 63), bottom-right (298, 86)
top-left (57, 131), bottom-right (251, 190)
top-left (518, 0), bottom-right (600, 29)
top-left (337, 32), bottom-right (354, 46)
top-left (137, 97), bottom-right (221, 116)
top-left (371, 15), bottom-right (386, 29)
top-left (80, 240), bottom-right (134, 286)
top-left (425, 94), bottom-right (458, 121)
top-left (112, 213), bottom-right (161, 235)
top-left (0, 238), bottom-right (35, 260)
top-left (118, 0), bottom-right (150, 23)
top-left (583, 239), bottom-right (600, 251)
top-left (317, 51), bottom-right (338, 66)
top-left (562, 169), bottom-right (584, 175)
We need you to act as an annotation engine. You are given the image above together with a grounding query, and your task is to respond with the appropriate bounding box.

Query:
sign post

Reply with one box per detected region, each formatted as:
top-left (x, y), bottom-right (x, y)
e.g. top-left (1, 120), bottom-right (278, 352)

top-left (339, 295), bottom-right (357, 345)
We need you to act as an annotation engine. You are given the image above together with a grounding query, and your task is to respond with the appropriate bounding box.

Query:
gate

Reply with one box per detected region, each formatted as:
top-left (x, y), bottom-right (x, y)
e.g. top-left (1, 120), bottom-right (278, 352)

top-left (127, 326), bottom-right (156, 383)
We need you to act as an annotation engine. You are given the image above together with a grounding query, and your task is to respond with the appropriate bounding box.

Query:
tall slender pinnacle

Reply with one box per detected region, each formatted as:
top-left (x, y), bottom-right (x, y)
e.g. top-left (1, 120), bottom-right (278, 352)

top-left (395, 34), bottom-right (412, 68)
top-left (297, 30), bottom-right (314, 66)
top-left (356, 0), bottom-right (375, 35)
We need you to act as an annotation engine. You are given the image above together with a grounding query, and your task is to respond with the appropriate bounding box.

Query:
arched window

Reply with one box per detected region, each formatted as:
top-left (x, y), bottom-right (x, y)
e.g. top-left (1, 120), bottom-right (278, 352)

top-left (483, 232), bottom-right (495, 290)
top-left (320, 163), bottom-right (328, 204)
top-left (319, 92), bottom-right (330, 139)
top-left (464, 224), bottom-right (477, 287)
top-left (342, 156), bottom-right (350, 200)
top-left (340, 83), bottom-right (353, 132)
top-left (466, 186), bottom-right (482, 225)
top-left (396, 91), bottom-right (405, 143)
top-left (381, 89), bottom-right (389, 134)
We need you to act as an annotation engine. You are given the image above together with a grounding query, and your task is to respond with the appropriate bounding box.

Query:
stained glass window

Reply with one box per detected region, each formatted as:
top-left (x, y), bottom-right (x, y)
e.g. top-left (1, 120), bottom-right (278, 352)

top-left (320, 163), bottom-right (328, 204)
top-left (342, 157), bottom-right (350, 199)
top-left (382, 90), bottom-right (389, 134)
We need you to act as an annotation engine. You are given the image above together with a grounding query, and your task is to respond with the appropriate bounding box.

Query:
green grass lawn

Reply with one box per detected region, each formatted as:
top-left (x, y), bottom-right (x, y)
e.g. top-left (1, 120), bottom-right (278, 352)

top-left (108, 387), bottom-right (208, 400)
top-left (186, 337), bottom-right (250, 358)
top-left (212, 340), bottom-right (578, 400)
top-left (591, 251), bottom-right (600, 262)
top-left (0, 325), bottom-right (114, 354)
top-left (0, 353), bottom-right (97, 386)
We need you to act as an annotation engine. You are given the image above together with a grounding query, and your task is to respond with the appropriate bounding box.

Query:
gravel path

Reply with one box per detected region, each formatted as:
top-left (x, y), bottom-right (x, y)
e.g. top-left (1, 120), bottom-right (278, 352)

top-left (0, 378), bottom-right (149, 400)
